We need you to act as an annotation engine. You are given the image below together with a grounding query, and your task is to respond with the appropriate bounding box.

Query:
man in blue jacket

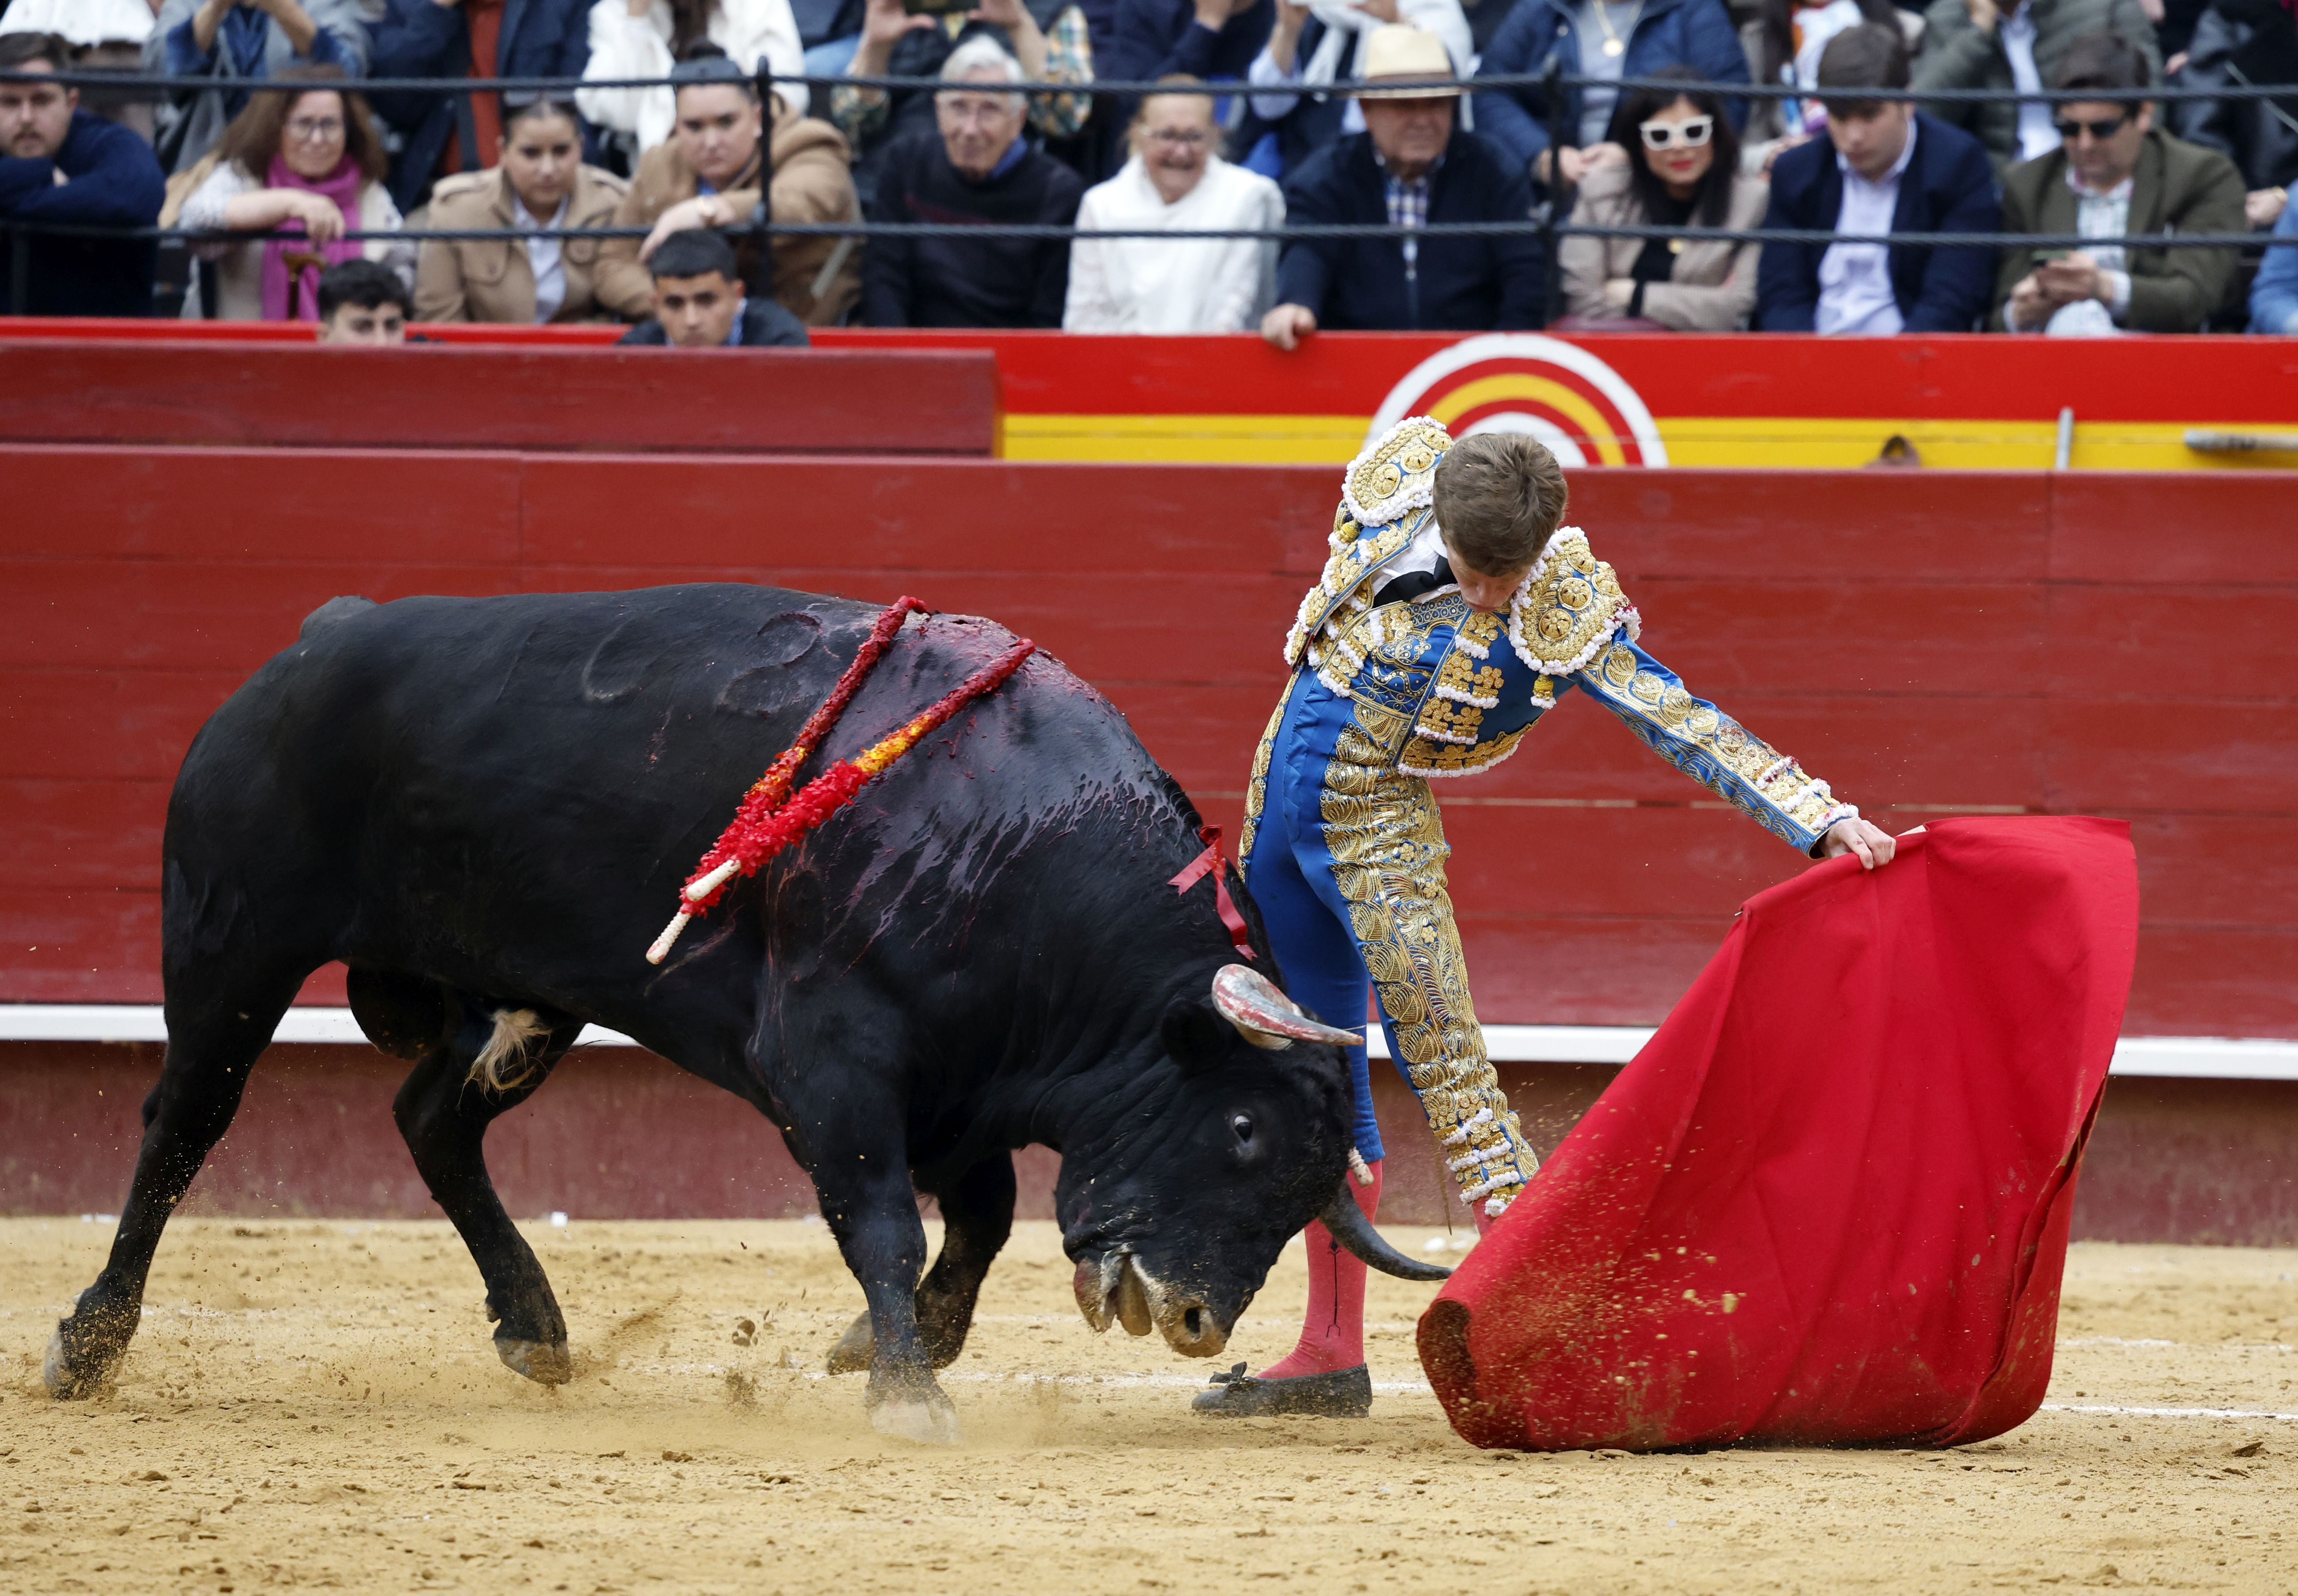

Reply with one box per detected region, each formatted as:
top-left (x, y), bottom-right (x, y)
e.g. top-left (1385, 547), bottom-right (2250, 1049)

top-left (1472, 0), bottom-right (1747, 187)
top-left (1262, 24), bottom-right (1542, 345)
top-left (366, 0), bottom-right (595, 213)
top-left (1755, 23), bottom-right (2000, 332)
top-left (0, 31), bottom-right (165, 316)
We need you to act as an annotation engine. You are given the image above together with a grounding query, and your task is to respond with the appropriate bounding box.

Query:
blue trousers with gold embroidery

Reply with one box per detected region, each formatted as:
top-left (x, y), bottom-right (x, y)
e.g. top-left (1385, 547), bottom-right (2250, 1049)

top-left (1241, 669), bottom-right (1538, 1213)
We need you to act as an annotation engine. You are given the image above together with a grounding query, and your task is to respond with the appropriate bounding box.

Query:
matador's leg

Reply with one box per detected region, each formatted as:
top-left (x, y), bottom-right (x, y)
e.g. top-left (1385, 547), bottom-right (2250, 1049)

top-left (1315, 724), bottom-right (1538, 1218)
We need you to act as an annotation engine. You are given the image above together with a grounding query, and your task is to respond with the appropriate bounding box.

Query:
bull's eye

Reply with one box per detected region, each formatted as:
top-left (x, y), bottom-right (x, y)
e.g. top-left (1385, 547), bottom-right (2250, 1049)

top-left (1231, 1114), bottom-right (1255, 1145)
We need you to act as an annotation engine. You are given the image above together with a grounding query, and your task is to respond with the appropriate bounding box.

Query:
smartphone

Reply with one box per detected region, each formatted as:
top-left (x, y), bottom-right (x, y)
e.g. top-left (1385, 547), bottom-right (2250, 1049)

top-left (901, 0), bottom-right (973, 15)
top-left (2030, 248), bottom-right (2071, 264)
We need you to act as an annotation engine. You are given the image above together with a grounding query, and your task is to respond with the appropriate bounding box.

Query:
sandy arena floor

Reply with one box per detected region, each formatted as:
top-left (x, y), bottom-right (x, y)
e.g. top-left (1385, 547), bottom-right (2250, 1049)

top-left (1, 1218), bottom-right (2292, 1595)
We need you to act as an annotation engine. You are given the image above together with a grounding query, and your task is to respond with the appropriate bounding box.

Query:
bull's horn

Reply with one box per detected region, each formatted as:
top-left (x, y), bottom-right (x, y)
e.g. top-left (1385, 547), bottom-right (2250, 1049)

top-left (1319, 1180), bottom-right (1452, 1282)
top-left (1211, 964), bottom-right (1360, 1051)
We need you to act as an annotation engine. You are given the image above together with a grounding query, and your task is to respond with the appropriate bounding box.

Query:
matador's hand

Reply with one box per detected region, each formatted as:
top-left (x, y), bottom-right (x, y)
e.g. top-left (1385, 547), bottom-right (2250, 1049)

top-left (1819, 817), bottom-right (1896, 870)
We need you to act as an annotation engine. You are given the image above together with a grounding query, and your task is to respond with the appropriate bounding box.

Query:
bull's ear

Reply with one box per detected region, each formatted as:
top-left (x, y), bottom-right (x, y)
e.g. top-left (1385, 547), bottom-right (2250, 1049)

top-left (1160, 996), bottom-right (1231, 1070)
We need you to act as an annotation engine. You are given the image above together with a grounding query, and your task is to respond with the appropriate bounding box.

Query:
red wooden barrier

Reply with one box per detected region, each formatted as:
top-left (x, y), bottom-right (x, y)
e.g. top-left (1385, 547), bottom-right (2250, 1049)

top-left (9, 1044), bottom-right (2293, 1241)
top-left (0, 341), bottom-right (998, 454)
top-left (2, 445), bottom-right (2290, 1035)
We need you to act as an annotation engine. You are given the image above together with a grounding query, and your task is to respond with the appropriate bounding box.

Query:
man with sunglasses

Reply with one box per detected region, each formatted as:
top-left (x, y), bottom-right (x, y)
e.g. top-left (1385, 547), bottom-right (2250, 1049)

top-left (1995, 29), bottom-right (2246, 334)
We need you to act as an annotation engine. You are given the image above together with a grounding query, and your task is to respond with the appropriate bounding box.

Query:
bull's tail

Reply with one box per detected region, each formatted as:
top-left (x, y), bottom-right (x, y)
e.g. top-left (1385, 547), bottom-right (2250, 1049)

top-left (467, 1008), bottom-right (551, 1094)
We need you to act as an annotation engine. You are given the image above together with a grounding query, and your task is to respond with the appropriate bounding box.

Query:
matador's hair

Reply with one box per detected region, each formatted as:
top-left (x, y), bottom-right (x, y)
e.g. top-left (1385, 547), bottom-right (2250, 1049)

top-left (1431, 433), bottom-right (1569, 577)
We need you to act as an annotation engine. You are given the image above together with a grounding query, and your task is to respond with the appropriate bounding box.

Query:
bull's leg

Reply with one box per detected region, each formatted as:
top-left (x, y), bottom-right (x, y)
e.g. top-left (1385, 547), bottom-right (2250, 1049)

top-left (813, 1153), bottom-right (958, 1445)
top-left (391, 1015), bottom-right (581, 1384)
top-left (47, 972), bottom-right (305, 1397)
top-left (826, 1153), bottom-right (1016, 1375)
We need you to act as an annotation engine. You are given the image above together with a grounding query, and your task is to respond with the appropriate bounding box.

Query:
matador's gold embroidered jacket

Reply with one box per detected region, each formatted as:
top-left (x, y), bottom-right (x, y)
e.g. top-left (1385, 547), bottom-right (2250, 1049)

top-left (1278, 417), bottom-right (1859, 853)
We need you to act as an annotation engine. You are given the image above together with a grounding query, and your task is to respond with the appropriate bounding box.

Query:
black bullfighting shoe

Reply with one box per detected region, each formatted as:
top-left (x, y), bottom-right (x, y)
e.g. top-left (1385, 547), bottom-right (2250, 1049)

top-left (1190, 1362), bottom-right (1373, 1418)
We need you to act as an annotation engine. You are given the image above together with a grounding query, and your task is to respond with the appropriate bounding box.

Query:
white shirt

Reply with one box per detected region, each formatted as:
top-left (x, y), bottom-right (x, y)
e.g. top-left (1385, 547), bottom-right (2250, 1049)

top-left (518, 196), bottom-right (572, 324)
top-left (1389, 517), bottom-right (1456, 586)
top-left (1999, 4), bottom-right (2061, 163)
top-left (2071, 169), bottom-right (2133, 285)
top-left (1817, 117), bottom-right (1917, 336)
top-left (1063, 156), bottom-right (1285, 333)
top-left (576, 0), bottom-right (806, 149)
top-left (2009, 168), bottom-right (2134, 330)
top-left (0, 0), bottom-right (153, 45)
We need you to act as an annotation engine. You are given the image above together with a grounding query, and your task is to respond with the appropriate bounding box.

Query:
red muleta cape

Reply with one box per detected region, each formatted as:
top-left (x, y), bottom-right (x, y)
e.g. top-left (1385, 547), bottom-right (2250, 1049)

top-left (1418, 816), bottom-right (2138, 1452)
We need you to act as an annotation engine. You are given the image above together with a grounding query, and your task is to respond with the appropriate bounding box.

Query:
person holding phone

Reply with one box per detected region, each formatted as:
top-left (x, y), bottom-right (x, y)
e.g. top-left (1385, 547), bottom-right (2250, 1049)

top-left (1995, 29), bottom-right (2245, 335)
top-left (828, 0), bottom-right (1094, 207)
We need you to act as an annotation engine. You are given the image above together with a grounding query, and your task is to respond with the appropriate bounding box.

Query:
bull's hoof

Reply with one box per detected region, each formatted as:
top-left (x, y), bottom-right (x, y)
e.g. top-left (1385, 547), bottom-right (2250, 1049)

top-left (495, 1336), bottom-right (573, 1385)
top-left (45, 1320), bottom-right (124, 1400)
top-left (825, 1312), bottom-right (873, 1375)
top-left (869, 1391), bottom-right (961, 1446)
top-left (43, 1328), bottom-right (92, 1399)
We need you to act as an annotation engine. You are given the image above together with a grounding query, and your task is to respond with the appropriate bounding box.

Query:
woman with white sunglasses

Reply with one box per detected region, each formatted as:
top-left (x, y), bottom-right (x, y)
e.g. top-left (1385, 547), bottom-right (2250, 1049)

top-left (1557, 65), bottom-right (1769, 329)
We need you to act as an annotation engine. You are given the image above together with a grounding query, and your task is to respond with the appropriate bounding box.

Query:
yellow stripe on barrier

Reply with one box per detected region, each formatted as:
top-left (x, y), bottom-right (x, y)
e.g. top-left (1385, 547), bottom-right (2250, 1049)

top-left (999, 413), bottom-right (2298, 470)
top-left (1001, 413), bottom-right (1368, 462)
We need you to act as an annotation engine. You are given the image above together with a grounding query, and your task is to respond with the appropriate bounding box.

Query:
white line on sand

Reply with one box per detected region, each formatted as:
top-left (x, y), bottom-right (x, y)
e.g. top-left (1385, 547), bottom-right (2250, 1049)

top-left (2039, 1403), bottom-right (2298, 1421)
top-left (929, 1382), bottom-right (2298, 1420)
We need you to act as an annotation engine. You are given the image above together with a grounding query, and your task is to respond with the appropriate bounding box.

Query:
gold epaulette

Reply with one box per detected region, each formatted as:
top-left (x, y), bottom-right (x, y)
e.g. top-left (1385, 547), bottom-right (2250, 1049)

top-left (1503, 528), bottom-right (1641, 676)
top-left (1282, 417), bottom-right (1455, 668)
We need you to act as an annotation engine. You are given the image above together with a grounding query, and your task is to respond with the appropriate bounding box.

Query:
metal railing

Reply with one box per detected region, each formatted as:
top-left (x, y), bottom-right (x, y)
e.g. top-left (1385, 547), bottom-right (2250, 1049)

top-left (4, 65), bottom-right (2293, 323)
top-left (8, 65), bottom-right (2297, 102)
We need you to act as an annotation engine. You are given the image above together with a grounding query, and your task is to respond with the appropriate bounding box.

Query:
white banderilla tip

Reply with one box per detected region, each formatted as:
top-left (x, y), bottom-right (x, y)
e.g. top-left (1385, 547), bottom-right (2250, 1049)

top-left (684, 857), bottom-right (743, 904)
top-left (645, 910), bottom-right (692, 966)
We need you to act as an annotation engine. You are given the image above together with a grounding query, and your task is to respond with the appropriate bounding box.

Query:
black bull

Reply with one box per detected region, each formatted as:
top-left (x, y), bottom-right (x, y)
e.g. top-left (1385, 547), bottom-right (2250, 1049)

top-left (45, 584), bottom-right (1442, 1443)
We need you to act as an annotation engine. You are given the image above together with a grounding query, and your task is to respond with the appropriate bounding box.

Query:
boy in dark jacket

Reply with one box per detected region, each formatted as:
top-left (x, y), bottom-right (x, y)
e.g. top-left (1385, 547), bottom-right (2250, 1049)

top-left (1755, 24), bottom-right (2001, 333)
top-left (1262, 24), bottom-right (1541, 346)
top-left (0, 32), bottom-right (166, 317)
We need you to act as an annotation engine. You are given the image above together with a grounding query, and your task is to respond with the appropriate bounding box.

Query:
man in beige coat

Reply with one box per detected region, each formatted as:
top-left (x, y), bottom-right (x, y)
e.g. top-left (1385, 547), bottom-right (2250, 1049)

top-left (593, 55), bottom-right (861, 327)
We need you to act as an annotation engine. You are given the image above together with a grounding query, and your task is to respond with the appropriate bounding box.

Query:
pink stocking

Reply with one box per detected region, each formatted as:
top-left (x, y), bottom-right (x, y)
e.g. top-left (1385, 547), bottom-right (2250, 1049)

top-left (1258, 1160), bottom-right (1382, 1379)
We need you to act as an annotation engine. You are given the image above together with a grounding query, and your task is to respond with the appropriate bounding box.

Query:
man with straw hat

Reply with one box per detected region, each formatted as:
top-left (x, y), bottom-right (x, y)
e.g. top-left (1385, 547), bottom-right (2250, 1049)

top-left (1260, 23), bottom-right (1543, 346)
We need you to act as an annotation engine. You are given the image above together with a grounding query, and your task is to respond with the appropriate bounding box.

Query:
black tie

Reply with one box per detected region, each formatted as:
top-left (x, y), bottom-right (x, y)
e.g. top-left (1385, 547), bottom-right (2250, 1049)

top-left (1373, 557), bottom-right (1455, 608)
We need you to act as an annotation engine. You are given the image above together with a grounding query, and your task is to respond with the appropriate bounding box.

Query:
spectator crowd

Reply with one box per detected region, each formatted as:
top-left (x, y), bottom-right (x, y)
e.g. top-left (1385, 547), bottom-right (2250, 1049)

top-left (2, 0), bottom-right (2294, 338)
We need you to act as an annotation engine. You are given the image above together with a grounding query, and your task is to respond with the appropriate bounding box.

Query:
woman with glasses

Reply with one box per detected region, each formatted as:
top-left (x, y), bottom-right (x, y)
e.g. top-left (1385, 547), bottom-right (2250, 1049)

top-left (1062, 76), bottom-right (1285, 331)
top-left (167, 65), bottom-right (413, 321)
top-left (1557, 65), bottom-right (1767, 328)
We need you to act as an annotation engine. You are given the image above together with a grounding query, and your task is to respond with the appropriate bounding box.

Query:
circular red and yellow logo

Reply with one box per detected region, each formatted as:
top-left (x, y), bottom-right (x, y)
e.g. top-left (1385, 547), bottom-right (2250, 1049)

top-left (1369, 335), bottom-right (1667, 468)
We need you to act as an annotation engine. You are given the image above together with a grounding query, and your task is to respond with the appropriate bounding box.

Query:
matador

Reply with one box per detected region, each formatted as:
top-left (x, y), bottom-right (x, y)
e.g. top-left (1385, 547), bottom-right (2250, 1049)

top-left (1192, 419), bottom-right (1897, 1418)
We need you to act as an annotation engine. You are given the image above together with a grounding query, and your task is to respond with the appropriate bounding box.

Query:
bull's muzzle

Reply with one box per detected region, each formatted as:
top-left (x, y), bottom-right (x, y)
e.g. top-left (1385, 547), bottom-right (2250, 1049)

top-left (1073, 1251), bottom-right (1231, 1357)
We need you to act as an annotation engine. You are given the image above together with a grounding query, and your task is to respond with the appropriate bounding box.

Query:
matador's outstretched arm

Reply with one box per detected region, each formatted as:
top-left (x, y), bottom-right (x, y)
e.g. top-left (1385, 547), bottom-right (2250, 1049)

top-left (1565, 634), bottom-right (1891, 863)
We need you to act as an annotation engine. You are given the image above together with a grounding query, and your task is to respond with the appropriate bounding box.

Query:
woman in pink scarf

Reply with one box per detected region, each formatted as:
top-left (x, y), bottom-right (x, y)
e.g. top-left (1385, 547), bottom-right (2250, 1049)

top-left (171, 65), bottom-right (410, 321)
